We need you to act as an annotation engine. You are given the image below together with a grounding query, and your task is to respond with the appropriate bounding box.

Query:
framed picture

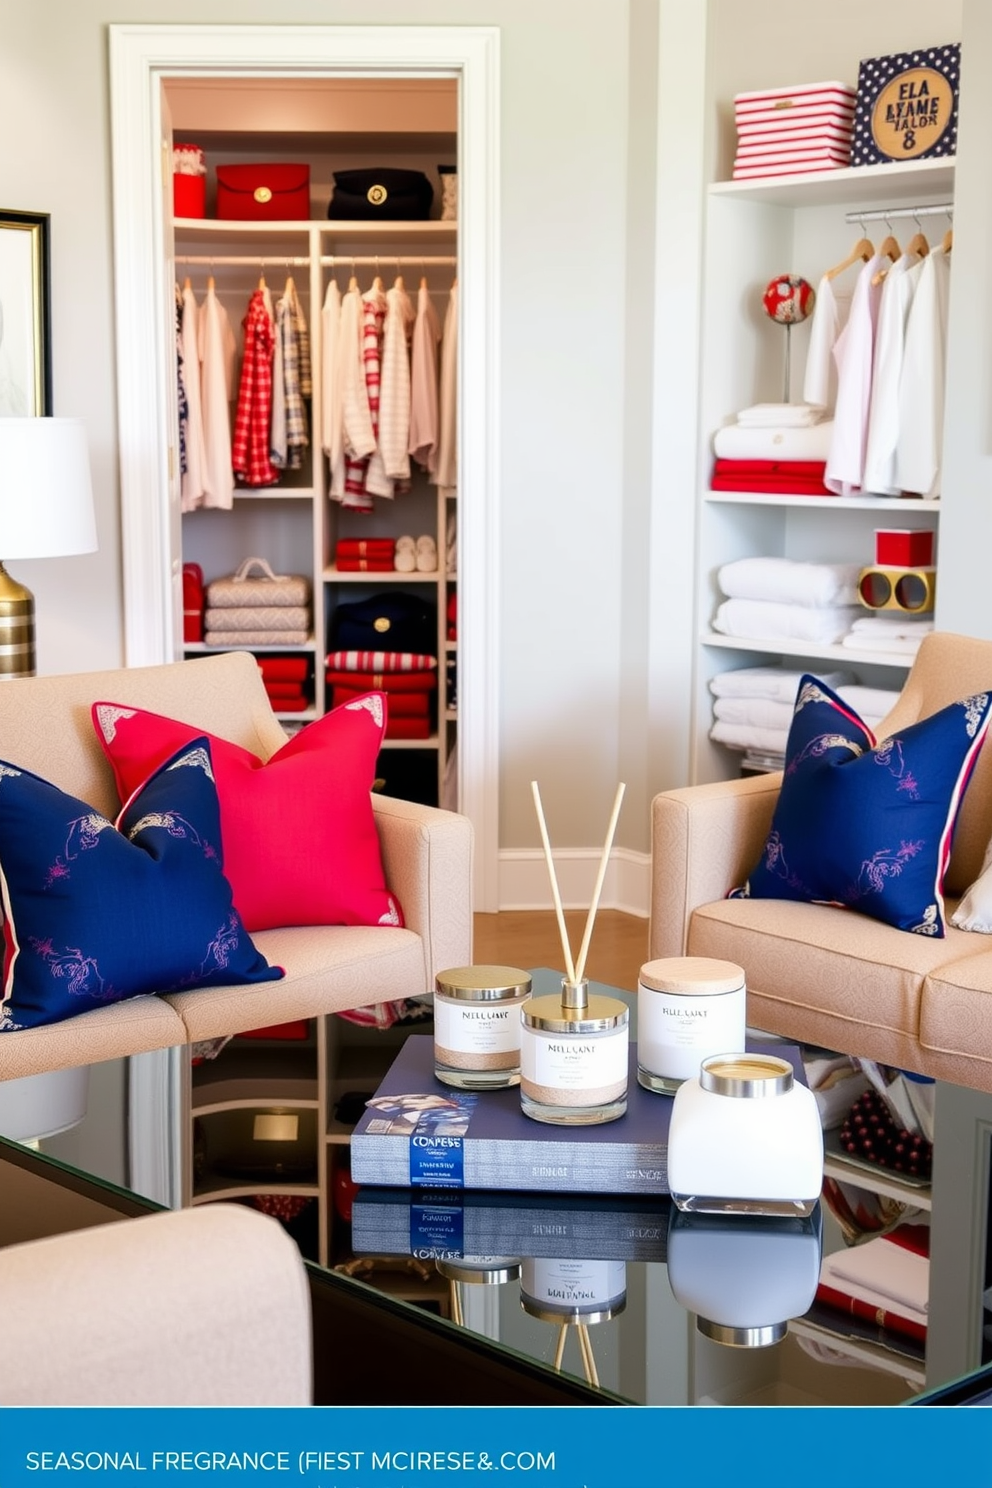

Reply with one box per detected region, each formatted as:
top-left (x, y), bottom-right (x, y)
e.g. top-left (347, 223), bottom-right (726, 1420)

top-left (0, 209), bottom-right (52, 416)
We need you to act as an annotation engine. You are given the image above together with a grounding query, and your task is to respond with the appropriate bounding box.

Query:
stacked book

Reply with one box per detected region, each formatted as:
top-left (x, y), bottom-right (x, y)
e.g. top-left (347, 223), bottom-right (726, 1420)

top-left (732, 81), bottom-right (857, 180)
top-left (325, 649), bottom-right (437, 739)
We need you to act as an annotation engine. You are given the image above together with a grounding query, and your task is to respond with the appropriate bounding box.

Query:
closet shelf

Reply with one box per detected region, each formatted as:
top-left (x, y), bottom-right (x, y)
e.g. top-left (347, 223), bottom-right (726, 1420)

top-left (175, 217), bottom-right (456, 237)
top-left (379, 734), bottom-right (440, 750)
top-left (708, 155), bottom-right (955, 209)
top-left (322, 565), bottom-right (442, 584)
top-left (701, 633), bottom-right (916, 670)
top-left (184, 638), bottom-right (318, 654)
top-left (705, 490), bottom-right (941, 513)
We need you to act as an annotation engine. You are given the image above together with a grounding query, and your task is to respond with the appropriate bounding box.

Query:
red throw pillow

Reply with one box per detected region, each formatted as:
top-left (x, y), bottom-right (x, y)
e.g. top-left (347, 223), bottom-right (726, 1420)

top-left (92, 693), bottom-right (403, 933)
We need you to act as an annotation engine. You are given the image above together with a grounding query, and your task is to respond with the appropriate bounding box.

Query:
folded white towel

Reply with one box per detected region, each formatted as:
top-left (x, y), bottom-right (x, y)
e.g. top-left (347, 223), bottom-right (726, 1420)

top-left (849, 615), bottom-right (935, 638)
top-left (841, 633), bottom-right (926, 656)
top-left (713, 696), bottom-right (890, 741)
top-left (713, 421), bottom-right (834, 462)
top-left (736, 402), bottom-right (825, 428)
top-left (709, 665), bottom-right (855, 702)
top-left (710, 720), bottom-right (791, 755)
top-left (713, 696), bottom-right (795, 731)
top-left (713, 598), bottom-right (862, 644)
top-left (835, 684), bottom-right (902, 720)
top-left (718, 556), bottom-right (860, 607)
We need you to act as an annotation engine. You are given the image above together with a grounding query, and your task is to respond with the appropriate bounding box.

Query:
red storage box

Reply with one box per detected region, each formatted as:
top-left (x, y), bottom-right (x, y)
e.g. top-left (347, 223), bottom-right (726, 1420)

top-left (215, 163), bottom-right (311, 221)
top-left (875, 529), bottom-right (934, 567)
top-left (173, 173), bottom-right (206, 219)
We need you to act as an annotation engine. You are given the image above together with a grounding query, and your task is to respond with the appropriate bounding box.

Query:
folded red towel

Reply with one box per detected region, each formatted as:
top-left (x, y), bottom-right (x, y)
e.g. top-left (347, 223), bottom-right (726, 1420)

top-left (264, 680), bottom-right (307, 699)
top-left (325, 668), bottom-right (437, 694)
top-left (335, 558), bottom-right (397, 572)
top-left (332, 686), bottom-right (430, 716)
top-left (335, 538), bottom-right (396, 558)
top-left (384, 715), bottom-right (432, 740)
top-left (713, 457), bottom-right (828, 477)
top-left (257, 656), bottom-right (310, 682)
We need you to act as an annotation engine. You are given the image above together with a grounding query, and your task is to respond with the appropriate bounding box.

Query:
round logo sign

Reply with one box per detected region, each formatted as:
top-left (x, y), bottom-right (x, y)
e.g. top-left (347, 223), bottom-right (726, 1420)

top-left (367, 183), bottom-right (388, 206)
top-left (871, 67), bottom-right (954, 159)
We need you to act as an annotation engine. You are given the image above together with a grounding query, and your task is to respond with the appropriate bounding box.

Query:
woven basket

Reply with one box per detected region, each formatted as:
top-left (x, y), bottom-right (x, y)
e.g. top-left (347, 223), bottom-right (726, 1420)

top-left (206, 557), bottom-right (311, 610)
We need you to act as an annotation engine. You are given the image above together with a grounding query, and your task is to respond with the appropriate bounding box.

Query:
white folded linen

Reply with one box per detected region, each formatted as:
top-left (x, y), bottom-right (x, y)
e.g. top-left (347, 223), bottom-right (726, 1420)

top-left (835, 684), bottom-right (902, 720)
top-left (848, 615), bottom-right (935, 638)
top-left (709, 665), bottom-right (854, 702)
top-left (718, 556), bottom-right (861, 607)
top-left (713, 598), bottom-right (862, 643)
top-left (713, 694), bottom-right (890, 738)
top-left (841, 633), bottom-right (926, 655)
top-left (713, 696), bottom-right (795, 731)
top-left (710, 720), bottom-right (790, 755)
top-left (819, 1236), bottom-right (929, 1320)
top-left (735, 402), bottom-right (825, 428)
top-left (712, 420), bottom-right (834, 462)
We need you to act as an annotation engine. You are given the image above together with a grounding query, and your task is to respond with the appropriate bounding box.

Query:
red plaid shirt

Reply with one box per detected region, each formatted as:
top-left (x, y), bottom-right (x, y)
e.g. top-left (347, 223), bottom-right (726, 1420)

top-left (232, 290), bottom-right (278, 487)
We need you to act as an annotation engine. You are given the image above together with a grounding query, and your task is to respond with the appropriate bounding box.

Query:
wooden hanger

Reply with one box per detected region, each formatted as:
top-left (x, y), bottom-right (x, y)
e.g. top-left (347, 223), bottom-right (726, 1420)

top-left (942, 225), bottom-right (953, 255)
top-left (825, 236), bottom-right (874, 281)
top-left (258, 270), bottom-right (267, 289)
top-left (420, 274), bottom-right (429, 290)
top-left (207, 274), bottom-right (215, 291)
top-left (906, 215), bottom-right (930, 259)
top-left (394, 271), bottom-right (405, 291)
top-left (871, 231), bottom-right (901, 286)
top-left (183, 275), bottom-right (192, 292)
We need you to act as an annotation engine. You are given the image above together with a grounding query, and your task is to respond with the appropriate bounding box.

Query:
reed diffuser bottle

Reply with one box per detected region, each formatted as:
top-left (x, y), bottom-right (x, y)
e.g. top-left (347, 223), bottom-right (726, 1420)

top-left (522, 781), bottom-right (630, 1125)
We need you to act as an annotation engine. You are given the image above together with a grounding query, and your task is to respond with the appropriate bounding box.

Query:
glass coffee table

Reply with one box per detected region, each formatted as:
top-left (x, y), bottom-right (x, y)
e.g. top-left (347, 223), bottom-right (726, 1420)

top-left (5, 967), bottom-right (990, 1408)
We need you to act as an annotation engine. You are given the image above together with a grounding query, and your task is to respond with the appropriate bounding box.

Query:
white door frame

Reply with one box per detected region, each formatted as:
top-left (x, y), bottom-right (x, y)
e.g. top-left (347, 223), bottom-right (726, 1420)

top-left (108, 22), bottom-right (501, 915)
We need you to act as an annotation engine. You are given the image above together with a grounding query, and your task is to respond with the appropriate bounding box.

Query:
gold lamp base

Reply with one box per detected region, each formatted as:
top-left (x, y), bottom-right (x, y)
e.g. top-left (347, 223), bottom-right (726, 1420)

top-left (0, 561), bottom-right (36, 679)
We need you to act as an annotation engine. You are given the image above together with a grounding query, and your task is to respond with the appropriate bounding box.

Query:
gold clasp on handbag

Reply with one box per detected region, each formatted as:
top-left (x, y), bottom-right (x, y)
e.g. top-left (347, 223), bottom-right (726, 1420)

top-left (253, 185), bottom-right (273, 204)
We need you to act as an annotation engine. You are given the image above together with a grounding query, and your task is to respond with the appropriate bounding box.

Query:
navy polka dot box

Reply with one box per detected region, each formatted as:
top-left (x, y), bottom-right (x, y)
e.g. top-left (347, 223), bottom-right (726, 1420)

top-left (851, 42), bottom-right (960, 167)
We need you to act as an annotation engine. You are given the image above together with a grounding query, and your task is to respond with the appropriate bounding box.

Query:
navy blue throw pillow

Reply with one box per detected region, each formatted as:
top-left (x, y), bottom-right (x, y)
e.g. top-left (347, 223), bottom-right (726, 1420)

top-left (0, 737), bottom-right (282, 1032)
top-left (730, 675), bottom-right (992, 936)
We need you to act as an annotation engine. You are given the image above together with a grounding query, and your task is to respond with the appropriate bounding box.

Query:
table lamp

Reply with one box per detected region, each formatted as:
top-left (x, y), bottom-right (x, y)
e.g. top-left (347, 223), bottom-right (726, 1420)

top-left (0, 417), bottom-right (98, 678)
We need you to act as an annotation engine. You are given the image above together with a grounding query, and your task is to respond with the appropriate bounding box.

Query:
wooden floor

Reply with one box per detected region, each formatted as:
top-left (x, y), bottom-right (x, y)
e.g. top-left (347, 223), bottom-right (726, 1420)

top-left (472, 908), bottom-right (649, 993)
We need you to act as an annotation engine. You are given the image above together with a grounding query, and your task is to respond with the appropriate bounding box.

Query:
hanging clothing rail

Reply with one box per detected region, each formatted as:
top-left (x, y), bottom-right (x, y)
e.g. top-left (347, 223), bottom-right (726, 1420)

top-left (321, 255), bottom-right (457, 267)
top-left (175, 254), bottom-right (458, 267)
top-left (844, 203), bottom-right (952, 225)
top-left (176, 255), bottom-right (310, 267)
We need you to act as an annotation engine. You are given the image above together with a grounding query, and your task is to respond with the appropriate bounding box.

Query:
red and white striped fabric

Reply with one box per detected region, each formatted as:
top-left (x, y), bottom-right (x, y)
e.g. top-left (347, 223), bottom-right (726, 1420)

top-left (734, 81), bottom-right (856, 119)
top-left (735, 125), bottom-right (854, 155)
top-left (232, 290), bottom-right (278, 488)
top-left (736, 110), bottom-right (855, 139)
top-left (325, 649), bottom-right (438, 672)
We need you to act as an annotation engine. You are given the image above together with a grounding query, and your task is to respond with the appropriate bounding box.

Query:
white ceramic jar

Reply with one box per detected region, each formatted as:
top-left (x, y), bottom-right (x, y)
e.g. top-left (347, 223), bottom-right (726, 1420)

top-left (433, 964), bottom-right (532, 1089)
top-left (637, 957), bottom-right (746, 1093)
top-left (667, 1053), bottom-right (824, 1217)
top-left (666, 1208), bottom-right (823, 1348)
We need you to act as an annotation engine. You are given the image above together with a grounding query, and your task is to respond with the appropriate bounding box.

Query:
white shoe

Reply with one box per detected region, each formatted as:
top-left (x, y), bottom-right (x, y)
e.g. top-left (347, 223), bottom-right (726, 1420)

top-left (415, 534), bottom-right (438, 573)
top-left (395, 534), bottom-right (416, 573)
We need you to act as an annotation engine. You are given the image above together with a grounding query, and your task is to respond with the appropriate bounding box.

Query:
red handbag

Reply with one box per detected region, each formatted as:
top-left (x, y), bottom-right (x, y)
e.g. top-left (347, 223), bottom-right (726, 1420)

top-left (215, 163), bottom-right (311, 221)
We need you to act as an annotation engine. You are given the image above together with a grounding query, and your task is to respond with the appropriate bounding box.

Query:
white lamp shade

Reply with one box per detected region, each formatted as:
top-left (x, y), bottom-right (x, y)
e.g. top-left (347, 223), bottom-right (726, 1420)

top-left (0, 417), bottom-right (98, 559)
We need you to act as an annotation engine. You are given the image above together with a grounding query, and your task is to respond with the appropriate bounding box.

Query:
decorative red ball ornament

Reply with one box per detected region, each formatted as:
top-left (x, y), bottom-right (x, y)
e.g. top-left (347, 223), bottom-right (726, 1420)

top-left (762, 273), bottom-right (816, 325)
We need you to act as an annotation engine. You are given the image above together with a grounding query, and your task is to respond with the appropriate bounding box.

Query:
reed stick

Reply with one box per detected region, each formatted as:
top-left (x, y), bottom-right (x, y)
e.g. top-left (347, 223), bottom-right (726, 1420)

top-left (552, 1322), bottom-right (568, 1372)
top-left (573, 782), bottom-right (626, 985)
top-left (530, 780), bottom-right (577, 984)
top-left (577, 1323), bottom-right (599, 1387)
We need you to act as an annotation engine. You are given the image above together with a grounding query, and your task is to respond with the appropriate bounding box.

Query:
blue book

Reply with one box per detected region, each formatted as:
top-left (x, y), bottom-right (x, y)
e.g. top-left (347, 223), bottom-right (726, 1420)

top-left (350, 1187), bottom-right (671, 1262)
top-left (349, 1033), bottom-right (673, 1196)
top-left (350, 1034), bottom-right (807, 1197)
